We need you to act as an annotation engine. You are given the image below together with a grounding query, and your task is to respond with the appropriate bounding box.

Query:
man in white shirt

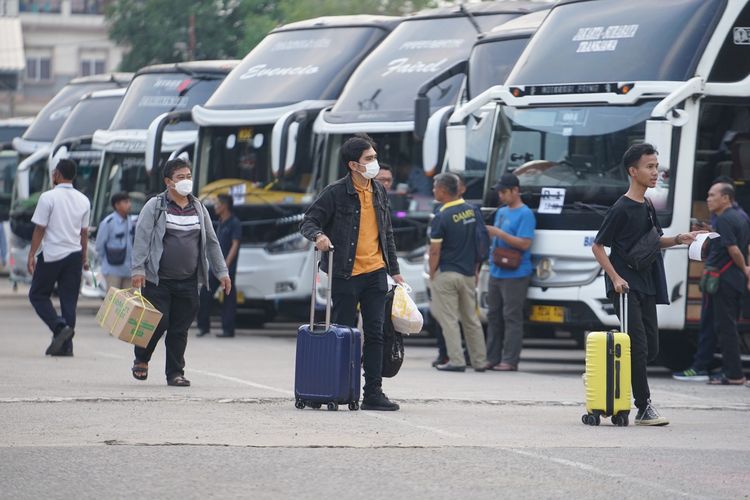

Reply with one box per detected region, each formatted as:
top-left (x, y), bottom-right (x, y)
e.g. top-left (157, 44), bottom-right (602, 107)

top-left (28, 159), bottom-right (91, 356)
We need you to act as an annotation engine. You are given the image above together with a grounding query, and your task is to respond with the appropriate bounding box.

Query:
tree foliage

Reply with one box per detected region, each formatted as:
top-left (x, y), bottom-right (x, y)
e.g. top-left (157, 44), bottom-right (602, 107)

top-left (107, 0), bottom-right (438, 71)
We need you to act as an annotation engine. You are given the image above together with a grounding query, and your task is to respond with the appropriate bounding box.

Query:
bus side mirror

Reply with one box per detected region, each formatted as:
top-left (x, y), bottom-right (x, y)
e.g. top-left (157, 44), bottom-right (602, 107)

top-left (446, 124), bottom-right (467, 172)
top-left (414, 96), bottom-right (430, 141)
top-left (645, 120), bottom-right (672, 171)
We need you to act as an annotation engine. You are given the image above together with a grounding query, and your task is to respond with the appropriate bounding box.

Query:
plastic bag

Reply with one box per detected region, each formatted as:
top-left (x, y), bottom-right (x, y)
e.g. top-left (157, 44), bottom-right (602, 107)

top-left (391, 283), bottom-right (423, 334)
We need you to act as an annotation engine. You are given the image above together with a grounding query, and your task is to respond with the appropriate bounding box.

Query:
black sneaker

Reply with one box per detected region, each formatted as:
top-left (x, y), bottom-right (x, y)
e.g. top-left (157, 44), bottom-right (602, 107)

top-left (361, 391), bottom-right (400, 411)
top-left (46, 326), bottom-right (74, 356)
top-left (635, 404), bottom-right (669, 426)
top-left (435, 362), bottom-right (466, 372)
top-left (431, 356), bottom-right (449, 367)
top-left (196, 329), bottom-right (210, 337)
top-left (215, 331), bottom-right (235, 338)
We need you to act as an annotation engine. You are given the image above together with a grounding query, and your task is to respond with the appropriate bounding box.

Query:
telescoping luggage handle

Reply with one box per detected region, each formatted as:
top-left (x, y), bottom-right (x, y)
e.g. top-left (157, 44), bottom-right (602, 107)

top-left (619, 289), bottom-right (628, 334)
top-left (310, 248), bottom-right (334, 330)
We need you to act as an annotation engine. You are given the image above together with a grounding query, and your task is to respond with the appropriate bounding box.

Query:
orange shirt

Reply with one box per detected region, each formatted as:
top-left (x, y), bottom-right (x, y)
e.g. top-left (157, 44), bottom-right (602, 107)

top-left (352, 181), bottom-right (385, 276)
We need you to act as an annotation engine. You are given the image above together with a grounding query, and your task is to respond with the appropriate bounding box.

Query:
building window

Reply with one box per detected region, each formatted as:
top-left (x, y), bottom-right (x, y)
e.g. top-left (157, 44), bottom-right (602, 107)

top-left (26, 56), bottom-right (52, 82)
top-left (19, 1), bottom-right (63, 13)
top-left (80, 58), bottom-right (106, 76)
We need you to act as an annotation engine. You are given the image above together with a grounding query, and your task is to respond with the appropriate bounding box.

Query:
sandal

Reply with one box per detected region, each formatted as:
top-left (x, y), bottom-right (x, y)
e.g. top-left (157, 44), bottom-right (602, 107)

top-left (708, 376), bottom-right (747, 385)
top-left (132, 361), bottom-right (148, 381)
top-left (167, 375), bottom-right (191, 387)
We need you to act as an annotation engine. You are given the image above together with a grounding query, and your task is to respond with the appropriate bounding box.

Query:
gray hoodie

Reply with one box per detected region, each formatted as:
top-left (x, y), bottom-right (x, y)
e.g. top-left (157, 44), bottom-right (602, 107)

top-left (131, 191), bottom-right (228, 287)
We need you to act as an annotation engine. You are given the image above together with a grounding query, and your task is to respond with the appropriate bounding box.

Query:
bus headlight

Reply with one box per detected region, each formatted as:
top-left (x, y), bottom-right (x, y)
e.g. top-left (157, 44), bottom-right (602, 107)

top-left (266, 233), bottom-right (311, 254)
top-left (535, 257), bottom-right (554, 280)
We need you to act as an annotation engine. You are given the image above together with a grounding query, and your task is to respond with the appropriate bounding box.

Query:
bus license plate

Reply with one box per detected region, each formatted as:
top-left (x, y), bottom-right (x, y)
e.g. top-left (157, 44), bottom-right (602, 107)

top-left (530, 305), bottom-right (564, 323)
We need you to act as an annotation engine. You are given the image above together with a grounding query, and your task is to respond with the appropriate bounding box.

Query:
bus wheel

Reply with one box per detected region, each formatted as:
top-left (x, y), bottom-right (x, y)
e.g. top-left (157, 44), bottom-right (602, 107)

top-left (656, 330), bottom-right (696, 371)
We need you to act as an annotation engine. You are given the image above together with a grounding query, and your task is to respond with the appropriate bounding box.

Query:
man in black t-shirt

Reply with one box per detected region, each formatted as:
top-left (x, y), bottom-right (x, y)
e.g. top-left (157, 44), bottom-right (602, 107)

top-left (705, 182), bottom-right (750, 385)
top-left (592, 143), bottom-right (702, 426)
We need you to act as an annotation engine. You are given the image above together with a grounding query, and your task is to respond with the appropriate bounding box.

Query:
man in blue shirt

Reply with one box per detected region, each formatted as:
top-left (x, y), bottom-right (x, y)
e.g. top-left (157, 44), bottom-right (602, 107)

top-left (95, 192), bottom-right (133, 290)
top-left (485, 173), bottom-right (536, 371)
top-left (197, 194), bottom-right (241, 337)
top-left (428, 173), bottom-right (487, 372)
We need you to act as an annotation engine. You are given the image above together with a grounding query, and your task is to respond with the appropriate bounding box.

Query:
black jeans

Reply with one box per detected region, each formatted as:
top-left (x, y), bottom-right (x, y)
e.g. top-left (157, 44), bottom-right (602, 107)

top-left (29, 251), bottom-right (82, 349)
top-left (712, 280), bottom-right (744, 379)
top-left (692, 294), bottom-right (719, 371)
top-left (134, 277), bottom-right (199, 379)
top-left (331, 268), bottom-right (387, 397)
top-left (197, 269), bottom-right (237, 334)
top-left (612, 291), bottom-right (659, 411)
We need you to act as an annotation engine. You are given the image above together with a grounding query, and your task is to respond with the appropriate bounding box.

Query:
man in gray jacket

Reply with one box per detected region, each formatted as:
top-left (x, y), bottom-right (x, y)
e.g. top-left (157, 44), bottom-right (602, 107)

top-left (131, 158), bottom-right (230, 386)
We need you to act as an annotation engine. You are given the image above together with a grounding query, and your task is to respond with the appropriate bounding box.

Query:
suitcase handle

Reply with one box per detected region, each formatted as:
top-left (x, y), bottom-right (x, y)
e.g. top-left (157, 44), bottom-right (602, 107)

top-left (619, 289), bottom-right (628, 334)
top-left (310, 248), bottom-right (334, 330)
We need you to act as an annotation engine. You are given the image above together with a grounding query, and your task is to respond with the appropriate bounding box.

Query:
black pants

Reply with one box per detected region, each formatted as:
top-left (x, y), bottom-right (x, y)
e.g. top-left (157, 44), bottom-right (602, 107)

top-left (693, 294), bottom-right (719, 371)
top-left (134, 277), bottom-right (199, 379)
top-left (197, 269), bottom-right (237, 334)
top-left (29, 251), bottom-right (82, 349)
top-left (612, 291), bottom-right (659, 411)
top-left (712, 280), bottom-right (744, 379)
top-left (331, 269), bottom-right (387, 397)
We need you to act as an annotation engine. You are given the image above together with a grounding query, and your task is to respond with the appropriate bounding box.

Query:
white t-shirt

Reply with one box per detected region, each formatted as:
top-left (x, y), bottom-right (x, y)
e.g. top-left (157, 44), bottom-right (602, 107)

top-left (31, 183), bottom-right (91, 262)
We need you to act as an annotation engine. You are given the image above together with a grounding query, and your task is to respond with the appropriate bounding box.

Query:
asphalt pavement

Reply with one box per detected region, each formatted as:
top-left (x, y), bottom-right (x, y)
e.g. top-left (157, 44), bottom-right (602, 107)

top-left (1, 280), bottom-right (749, 500)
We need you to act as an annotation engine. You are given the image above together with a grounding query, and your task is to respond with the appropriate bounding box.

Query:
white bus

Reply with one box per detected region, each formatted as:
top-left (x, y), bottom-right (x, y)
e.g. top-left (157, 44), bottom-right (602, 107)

top-left (446, 0), bottom-right (750, 368)
top-left (8, 73), bottom-right (132, 286)
top-left (147, 16), bottom-right (400, 324)
top-left (312, 2), bottom-right (548, 313)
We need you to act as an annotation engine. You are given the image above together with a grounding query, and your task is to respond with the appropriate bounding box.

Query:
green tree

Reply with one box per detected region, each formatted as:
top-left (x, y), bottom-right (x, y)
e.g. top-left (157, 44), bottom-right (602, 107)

top-left (106, 0), bottom-right (250, 71)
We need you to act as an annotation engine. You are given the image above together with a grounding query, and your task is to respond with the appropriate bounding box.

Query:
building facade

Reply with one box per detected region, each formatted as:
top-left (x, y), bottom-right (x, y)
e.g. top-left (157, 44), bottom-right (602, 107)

top-left (0, 0), bottom-right (125, 117)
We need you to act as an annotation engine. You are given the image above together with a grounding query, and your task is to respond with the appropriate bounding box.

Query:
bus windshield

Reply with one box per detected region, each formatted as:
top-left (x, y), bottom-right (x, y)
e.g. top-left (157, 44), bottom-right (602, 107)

top-left (23, 82), bottom-right (118, 142)
top-left (54, 95), bottom-right (123, 142)
top-left (326, 13), bottom-right (517, 124)
top-left (467, 36), bottom-right (530, 99)
top-left (206, 27), bottom-right (388, 110)
top-left (490, 101), bottom-right (668, 216)
top-left (109, 74), bottom-right (223, 131)
top-left (93, 153), bottom-right (159, 225)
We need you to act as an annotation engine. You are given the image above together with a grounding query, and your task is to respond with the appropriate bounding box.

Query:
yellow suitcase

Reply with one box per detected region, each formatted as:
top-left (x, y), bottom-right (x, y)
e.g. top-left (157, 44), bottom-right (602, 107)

top-left (582, 292), bottom-right (632, 426)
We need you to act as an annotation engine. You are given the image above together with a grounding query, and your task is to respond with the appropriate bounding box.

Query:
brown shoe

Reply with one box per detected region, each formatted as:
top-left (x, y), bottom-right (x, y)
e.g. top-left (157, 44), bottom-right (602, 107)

top-left (492, 363), bottom-right (517, 372)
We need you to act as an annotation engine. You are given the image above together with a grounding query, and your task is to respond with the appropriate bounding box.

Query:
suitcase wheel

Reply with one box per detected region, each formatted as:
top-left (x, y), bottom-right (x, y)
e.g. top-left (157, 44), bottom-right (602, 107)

top-left (348, 401), bottom-right (359, 411)
top-left (327, 402), bottom-right (339, 411)
top-left (612, 412), bottom-right (629, 427)
top-left (295, 399), bottom-right (305, 410)
top-left (582, 413), bottom-right (600, 426)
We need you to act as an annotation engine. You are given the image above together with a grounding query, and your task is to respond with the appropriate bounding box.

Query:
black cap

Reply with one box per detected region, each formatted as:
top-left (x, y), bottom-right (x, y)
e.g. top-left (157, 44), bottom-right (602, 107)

top-left (495, 173), bottom-right (519, 190)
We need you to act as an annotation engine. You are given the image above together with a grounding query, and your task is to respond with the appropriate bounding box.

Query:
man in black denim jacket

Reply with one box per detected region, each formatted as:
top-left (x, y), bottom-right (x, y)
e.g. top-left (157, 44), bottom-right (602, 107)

top-left (300, 134), bottom-right (404, 411)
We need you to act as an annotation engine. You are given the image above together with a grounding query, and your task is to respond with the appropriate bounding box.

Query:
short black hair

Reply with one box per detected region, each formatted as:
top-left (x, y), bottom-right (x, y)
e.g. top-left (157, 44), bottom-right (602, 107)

top-left (712, 175), bottom-right (735, 187)
top-left (110, 191), bottom-right (130, 208)
top-left (378, 162), bottom-right (392, 172)
top-left (450, 172), bottom-right (465, 187)
top-left (216, 193), bottom-right (233, 210)
top-left (340, 134), bottom-right (375, 170)
top-left (54, 159), bottom-right (77, 180)
top-left (622, 143), bottom-right (658, 174)
top-left (434, 172), bottom-right (459, 196)
top-left (163, 157), bottom-right (191, 180)
top-left (717, 182), bottom-right (736, 202)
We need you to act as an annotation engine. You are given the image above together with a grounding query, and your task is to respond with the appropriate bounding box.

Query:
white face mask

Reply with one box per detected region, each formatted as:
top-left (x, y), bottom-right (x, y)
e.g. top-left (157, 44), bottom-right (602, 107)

top-left (358, 160), bottom-right (380, 179)
top-left (173, 179), bottom-right (193, 196)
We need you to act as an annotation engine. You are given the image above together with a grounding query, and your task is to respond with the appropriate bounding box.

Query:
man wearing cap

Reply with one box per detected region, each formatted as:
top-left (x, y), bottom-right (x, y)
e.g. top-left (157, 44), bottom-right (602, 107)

top-left (484, 172), bottom-right (536, 371)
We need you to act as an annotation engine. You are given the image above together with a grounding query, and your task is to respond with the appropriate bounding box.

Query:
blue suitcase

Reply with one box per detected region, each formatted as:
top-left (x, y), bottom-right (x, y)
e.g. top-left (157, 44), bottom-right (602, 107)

top-left (294, 249), bottom-right (362, 411)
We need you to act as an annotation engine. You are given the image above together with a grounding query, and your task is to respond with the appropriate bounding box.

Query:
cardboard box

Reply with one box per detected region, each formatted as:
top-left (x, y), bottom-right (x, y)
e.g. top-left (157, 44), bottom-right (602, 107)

top-left (96, 287), bottom-right (162, 348)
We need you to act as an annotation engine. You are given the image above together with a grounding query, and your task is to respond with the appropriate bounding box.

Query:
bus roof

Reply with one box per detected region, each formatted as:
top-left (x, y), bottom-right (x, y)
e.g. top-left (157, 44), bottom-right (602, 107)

top-left (134, 60), bottom-right (239, 77)
top-left (273, 15), bottom-right (400, 32)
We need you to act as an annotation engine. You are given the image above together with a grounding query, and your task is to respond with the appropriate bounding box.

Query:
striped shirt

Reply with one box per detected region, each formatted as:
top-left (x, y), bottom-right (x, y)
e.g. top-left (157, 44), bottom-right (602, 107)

top-left (158, 197), bottom-right (200, 280)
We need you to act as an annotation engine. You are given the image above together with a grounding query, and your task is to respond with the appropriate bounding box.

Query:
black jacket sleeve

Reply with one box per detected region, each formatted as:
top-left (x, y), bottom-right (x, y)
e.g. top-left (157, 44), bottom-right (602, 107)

top-left (300, 185), bottom-right (335, 242)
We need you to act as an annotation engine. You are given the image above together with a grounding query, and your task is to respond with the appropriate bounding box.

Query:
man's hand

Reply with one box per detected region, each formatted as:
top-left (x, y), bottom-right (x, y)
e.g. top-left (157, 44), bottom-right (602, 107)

top-left (82, 260), bottom-right (90, 271)
top-left (678, 230), bottom-right (707, 245)
top-left (27, 253), bottom-right (36, 275)
top-left (486, 225), bottom-right (503, 239)
top-left (392, 274), bottom-right (405, 285)
top-left (220, 276), bottom-right (232, 295)
top-left (613, 275), bottom-right (629, 295)
top-left (314, 233), bottom-right (333, 252)
top-left (132, 274), bottom-right (145, 289)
